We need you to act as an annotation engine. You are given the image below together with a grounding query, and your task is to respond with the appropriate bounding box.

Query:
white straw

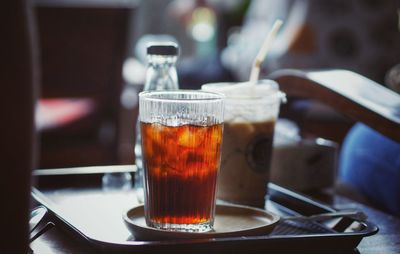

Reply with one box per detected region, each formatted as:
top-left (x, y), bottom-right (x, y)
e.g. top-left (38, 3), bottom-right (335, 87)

top-left (249, 19), bottom-right (283, 84)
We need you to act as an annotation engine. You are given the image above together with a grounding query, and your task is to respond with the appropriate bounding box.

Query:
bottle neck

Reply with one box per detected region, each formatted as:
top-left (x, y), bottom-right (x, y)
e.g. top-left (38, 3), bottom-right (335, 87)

top-left (144, 55), bottom-right (179, 91)
top-left (148, 55), bottom-right (177, 66)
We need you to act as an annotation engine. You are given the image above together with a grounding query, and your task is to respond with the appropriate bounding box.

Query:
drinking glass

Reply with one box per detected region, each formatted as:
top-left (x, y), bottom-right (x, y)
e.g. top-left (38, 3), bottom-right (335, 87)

top-left (139, 90), bottom-right (224, 232)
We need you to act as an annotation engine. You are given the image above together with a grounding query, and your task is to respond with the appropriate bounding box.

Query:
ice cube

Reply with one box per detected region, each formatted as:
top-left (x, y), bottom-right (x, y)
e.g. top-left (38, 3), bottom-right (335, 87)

top-left (177, 125), bottom-right (206, 148)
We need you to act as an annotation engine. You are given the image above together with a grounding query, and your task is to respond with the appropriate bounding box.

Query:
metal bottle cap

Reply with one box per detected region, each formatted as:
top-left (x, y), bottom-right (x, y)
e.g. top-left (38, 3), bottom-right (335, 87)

top-left (147, 42), bottom-right (179, 56)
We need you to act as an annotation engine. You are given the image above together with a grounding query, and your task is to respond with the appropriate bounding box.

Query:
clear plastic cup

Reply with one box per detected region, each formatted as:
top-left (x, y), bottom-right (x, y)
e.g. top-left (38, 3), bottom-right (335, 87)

top-left (202, 80), bottom-right (285, 208)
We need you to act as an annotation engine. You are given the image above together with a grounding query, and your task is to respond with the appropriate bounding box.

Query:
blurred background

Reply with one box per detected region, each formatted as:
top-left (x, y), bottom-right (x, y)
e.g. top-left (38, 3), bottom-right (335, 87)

top-left (3, 1), bottom-right (399, 251)
top-left (32, 0), bottom-right (400, 215)
top-left (35, 0), bottom-right (400, 168)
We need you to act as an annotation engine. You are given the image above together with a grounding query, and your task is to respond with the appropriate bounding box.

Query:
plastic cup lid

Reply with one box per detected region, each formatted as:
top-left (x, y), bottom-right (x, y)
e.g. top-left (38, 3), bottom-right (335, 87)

top-left (202, 80), bottom-right (285, 101)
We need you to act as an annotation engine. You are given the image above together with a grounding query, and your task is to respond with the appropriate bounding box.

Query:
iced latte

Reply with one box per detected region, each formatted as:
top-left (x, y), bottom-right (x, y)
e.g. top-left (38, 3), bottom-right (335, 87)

top-left (202, 80), bottom-right (284, 207)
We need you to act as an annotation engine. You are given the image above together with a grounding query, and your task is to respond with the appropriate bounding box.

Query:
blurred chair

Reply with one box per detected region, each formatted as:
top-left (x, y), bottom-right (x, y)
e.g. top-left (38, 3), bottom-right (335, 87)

top-left (270, 69), bottom-right (400, 215)
top-left (35, 2), bottom-right (136, 168)
top-left (270, 69), bottom-right (400, 143)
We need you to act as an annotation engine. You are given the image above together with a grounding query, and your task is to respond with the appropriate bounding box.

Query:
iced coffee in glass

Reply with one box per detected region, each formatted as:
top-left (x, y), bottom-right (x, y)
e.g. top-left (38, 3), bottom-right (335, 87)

top-left (139, 90), bottom-right (224, 232)
top-left (202, 80), bottom-right (284, 208)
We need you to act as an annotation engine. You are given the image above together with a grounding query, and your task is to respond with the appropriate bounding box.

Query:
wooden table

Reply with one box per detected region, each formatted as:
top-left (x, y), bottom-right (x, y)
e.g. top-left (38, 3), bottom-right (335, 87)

top-left (30, 166), bottom-right (400, 254)
top-left (322, 194), bottom-right (400, 253)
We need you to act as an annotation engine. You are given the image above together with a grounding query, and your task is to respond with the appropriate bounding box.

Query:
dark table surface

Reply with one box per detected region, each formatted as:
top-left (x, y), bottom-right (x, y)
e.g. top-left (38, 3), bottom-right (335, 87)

top-left (30, 167), bottom-right (400, 254)
top-left (325, 195), bottom-right (400, 253)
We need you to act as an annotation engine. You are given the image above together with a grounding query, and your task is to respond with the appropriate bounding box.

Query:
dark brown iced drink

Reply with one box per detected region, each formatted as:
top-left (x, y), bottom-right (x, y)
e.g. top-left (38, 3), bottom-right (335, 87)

top-left (139, 90), bottom-right (225, 232)
top-left (141, 122), bottom-right (223, 226)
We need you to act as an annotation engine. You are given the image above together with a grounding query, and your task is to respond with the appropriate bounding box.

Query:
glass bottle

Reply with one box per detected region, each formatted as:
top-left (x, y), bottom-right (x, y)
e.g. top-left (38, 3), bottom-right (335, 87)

top-left (134, 42), bottom-right (179, 203)
top-left (102, 171), bottom-right (132, 192)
